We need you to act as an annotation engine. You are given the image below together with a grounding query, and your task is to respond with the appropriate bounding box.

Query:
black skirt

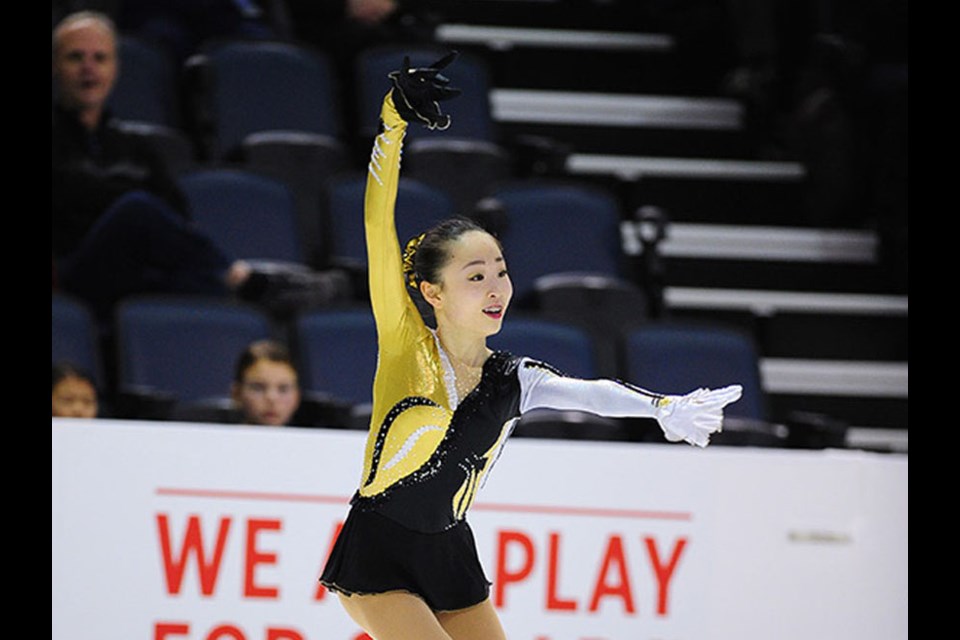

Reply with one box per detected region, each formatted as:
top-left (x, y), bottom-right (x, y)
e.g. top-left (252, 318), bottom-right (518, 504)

top-left (319, 507), bottom-right (492, 612)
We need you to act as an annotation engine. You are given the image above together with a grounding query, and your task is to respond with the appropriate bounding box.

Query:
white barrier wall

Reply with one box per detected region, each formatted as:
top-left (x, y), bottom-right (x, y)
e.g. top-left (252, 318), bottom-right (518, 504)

top-left (52, 419), bottom-right (907, 640)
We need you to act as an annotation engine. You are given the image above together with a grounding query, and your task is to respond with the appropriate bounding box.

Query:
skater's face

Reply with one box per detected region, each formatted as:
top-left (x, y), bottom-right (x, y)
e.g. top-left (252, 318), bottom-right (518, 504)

top-left (421, 230), bottom-right (513, 339)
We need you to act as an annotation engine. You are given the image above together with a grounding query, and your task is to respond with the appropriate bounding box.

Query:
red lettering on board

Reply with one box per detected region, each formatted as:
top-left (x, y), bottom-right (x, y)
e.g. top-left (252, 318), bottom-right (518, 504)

top-left (645, 536), bottom-right (687, 616)
top-left (206, 624), bottom-right (246, 640)
top-left (157, 514), bottom-right (232, 596)
top-left (588, 535), bottom-right (635, 614)
top-left (154, 624), bottom-right (314, 640)
top-left (244, 518), bottom-right (282, 599)
top-left (494, 530), bottom-right (535, 607)
top-left (545, 532), bottom-right (577, 611)
top-left (155, 622), bottom-right (190, 639)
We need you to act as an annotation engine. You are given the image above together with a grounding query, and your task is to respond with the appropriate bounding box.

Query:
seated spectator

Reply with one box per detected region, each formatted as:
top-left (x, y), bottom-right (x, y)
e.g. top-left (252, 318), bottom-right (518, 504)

top-left (52, 361), bottom-right (100, 419)
top-left (231, 339), bottom-right (302, 426)
top-left (52, 10), bottom-right (350, 322)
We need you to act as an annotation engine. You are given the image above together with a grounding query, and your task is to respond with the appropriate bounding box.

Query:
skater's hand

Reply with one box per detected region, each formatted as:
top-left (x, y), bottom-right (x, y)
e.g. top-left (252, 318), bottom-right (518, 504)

top-left (388, 51), bottom-right (461, 130)
top-left (655, 385), bottom-right (743, 447)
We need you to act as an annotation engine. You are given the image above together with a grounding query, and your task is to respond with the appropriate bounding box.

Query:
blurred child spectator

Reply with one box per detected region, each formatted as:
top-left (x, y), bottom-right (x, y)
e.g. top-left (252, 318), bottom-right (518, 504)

top-left (53, 361), bottom-right (100, 419)
top-left (231, 339), bottom-right (302, 426)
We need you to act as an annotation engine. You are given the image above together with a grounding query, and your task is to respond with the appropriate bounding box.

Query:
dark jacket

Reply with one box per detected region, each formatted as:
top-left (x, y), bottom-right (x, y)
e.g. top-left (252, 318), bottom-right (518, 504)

top-left (52, 104), bottom-right (189, 258)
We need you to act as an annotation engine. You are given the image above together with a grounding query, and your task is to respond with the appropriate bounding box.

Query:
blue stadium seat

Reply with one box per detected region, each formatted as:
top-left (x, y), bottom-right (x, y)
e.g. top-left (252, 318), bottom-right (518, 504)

top-left (403, 138), bottom-right (514, 214)
top-left (490, 315), bottom-right (598, 379)
top-left (108, 35), bottom-right (181, 127)
top-left (490, 180), bottom-right (627, 306)
top-left (178, 168), bottom-right (305, 264)
top-left (325, 172), bottom-right (456, 269)
top-left (115, 295), bottom-right (274, 405)
top-left (492, 316), bottom-right (636, 441)
top-left (293, 308), bottom-right (378, 409)
top-left (52, 293), bottom-right (103, 387)
top-left (623, 322), bottom-right (767, 422)
top-left (188, 39), bottom-right (341, 160)
top-left (240, 131), bottom-right (349, 268)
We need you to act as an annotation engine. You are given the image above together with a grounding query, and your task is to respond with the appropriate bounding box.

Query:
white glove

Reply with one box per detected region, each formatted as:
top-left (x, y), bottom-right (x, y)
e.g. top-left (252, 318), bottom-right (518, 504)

top-left (655, 385), bottom-right (743, 447)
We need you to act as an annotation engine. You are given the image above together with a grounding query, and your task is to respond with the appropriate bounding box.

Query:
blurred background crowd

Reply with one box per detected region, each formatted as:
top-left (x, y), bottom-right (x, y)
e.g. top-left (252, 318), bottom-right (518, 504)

top-left (51, 0), bottom-right (907, 452)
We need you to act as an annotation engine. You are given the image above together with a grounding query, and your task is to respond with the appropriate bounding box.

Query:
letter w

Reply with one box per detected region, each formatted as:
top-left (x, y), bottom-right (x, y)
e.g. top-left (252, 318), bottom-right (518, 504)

top-left (156, 513), bottom-right (231, 596)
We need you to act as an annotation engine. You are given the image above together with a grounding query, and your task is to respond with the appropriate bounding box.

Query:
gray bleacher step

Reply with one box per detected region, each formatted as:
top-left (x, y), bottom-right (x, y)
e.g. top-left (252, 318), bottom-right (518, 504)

top-left (491, 89), bottom-right (750, 156)
top-left (764, 357), bottom-right (907, 432)
top-left (627, 223), bottom-right (877, 263)
top-left (492, 89), bottom-right (742, 130)
top-left (425, 0), bottom-right (658, 31)
top-left (661, 258), bottom-right (894, 293)
top-left (664, 286), bottom-right (907, 362)
top-left (664, 287), bottom-right (907, 317)
top-left (761, 358), bottom-right (906, 399)
top-left (436, 24), bottom-right (675, 53)
top-left (627, 223), bottom-right (896, 292)
top-left (568, 155), bottom-right (810, 225)
top-left (434, 17), bottom-right (721, 95)
top-left (568, 153), bottom-right (804, 182)
top-left (845, 427), bottom-right (908, 454)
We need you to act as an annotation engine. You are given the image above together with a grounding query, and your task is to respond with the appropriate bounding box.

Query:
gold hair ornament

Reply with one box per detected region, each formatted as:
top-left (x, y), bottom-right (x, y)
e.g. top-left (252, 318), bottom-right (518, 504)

top-left (402, 233), bottom-right (426, 289)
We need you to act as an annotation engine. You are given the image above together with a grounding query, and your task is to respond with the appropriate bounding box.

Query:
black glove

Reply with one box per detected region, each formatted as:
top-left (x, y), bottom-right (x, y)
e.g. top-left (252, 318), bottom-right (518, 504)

top-left (388, 51), bottom-right (461, 130)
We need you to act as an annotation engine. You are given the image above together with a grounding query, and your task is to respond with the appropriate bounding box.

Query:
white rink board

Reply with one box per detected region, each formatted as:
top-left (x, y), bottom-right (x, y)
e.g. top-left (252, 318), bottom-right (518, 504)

top-left (52, 418), bottom-right (907, 640)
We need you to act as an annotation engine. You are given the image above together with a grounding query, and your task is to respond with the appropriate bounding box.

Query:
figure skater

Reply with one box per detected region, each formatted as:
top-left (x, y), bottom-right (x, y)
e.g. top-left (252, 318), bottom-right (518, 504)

top-left (319, 52), bottom-right (742, 640)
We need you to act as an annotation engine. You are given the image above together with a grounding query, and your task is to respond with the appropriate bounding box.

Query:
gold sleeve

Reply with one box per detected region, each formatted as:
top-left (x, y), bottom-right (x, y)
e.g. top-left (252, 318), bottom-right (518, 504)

top-left (356, 92), bottom-right (453, 497)
top-left (364, 91), bottom-right (422, 351)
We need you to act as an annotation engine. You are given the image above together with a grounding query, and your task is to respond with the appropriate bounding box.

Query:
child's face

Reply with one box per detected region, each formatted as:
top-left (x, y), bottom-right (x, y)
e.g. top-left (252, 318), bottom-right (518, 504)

top-left (233, 360), bottom-right (301, 426)
top-left (52, 375), bottom-right (98, 419)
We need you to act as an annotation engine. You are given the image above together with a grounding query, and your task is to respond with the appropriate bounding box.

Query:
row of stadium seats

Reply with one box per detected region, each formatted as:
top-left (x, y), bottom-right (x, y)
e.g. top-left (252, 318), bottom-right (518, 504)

top-left (54, 291), bottom-right (809, 447)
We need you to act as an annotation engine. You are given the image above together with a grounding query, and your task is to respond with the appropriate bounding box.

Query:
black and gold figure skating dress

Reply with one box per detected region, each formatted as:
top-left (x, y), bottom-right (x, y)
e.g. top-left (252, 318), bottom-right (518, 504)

top-left (319, 93), bottom-right (671, 611)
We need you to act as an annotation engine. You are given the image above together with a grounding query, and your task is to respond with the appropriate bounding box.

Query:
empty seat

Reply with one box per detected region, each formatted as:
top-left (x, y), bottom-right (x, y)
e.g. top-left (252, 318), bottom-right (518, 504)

top-left (52, 292), bottom-right (103, 388)
top-left (623, 322), bottom-right (767, 422)
top-left (490, 315), bottom-right (598, 380)
top-left (622, 321), bottom-right (794, 446)
top-left (491, 316), bottom-right (637, 442)
top-left (534, 272), bottom-right (650, 378)
top-left (178, 167), bottom-right (305, 264)
top-left (325, 172), bottom-right (456, 270)
top-left (187, 39), bottom-right (342, 161)
top-left (241, 131), bottom-right (350, 268)
top-left (489, 180), bottom-right (628, 306)
top-left (292, 308), bottom-right (378, 414)
top-left (403, 138), bottom-right (514, 214)
top-left (108, 35), bottom-right (181, 128)
top-left (114, 295), bottom-right (274, 407)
